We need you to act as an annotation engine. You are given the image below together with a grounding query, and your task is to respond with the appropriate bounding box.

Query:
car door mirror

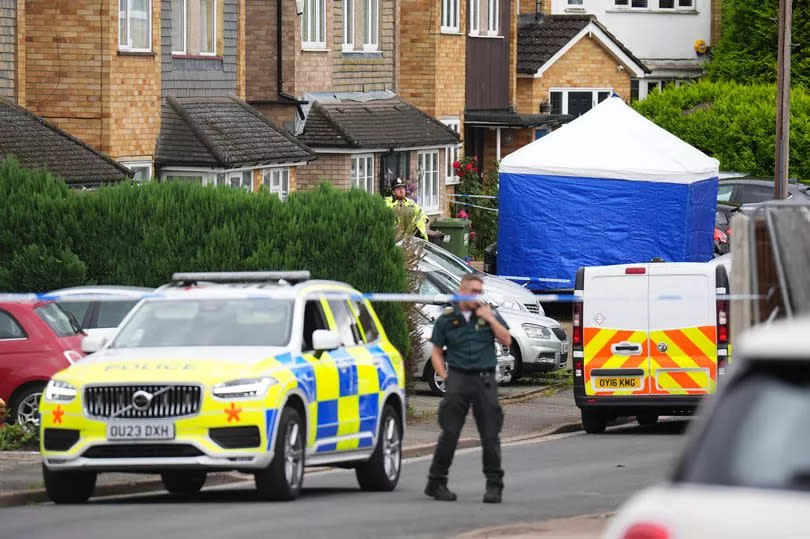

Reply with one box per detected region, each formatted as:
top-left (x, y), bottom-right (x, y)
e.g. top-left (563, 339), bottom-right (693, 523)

top-left (312, 329), bottom-right (341, 352)
top-left (81, 334), bottom-right (107, 354)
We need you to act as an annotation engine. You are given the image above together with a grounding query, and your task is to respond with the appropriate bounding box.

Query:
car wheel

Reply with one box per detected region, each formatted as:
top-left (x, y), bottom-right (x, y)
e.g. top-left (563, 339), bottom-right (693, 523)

top-left (10, 383), bottom-right (46, 432)
top-left (355, 404), bottom-right (402, 492)
top-left (510, 345), bottom-right (523, 382)
top-left (425, 362), bottom-right (446, 396)
top-left (636, 414), bottom-right (659, 427)
top-left (255, 406), bottom-right (305, 501)
top-left (161, 471), bottom-right (207, 496)
top-left (581, 409), bottom-right (607, 434)
top-left (43, 464), bottom-right (96, 504)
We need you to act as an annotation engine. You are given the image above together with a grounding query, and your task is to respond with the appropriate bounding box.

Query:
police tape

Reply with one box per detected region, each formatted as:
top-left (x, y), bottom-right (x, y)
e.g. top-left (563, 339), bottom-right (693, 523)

top-left (448, 193), bottom-right (498, 200)
top-left (0, 291), bottom-right (764, 304)
top-left (498, 275), bottom-right (572, 284)
top-left (448, 200), bottom-right (499, 213)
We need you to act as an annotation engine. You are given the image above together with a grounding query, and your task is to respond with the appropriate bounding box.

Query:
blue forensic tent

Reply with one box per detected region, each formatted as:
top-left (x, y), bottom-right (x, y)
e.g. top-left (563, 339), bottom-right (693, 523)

top-left (498, 97), bottom-right (720, 291)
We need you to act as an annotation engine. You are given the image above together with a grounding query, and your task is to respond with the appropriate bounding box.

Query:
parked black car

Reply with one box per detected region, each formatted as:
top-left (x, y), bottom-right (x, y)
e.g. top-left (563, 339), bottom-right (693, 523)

top-left (718, 177), bottom-right (810, 206)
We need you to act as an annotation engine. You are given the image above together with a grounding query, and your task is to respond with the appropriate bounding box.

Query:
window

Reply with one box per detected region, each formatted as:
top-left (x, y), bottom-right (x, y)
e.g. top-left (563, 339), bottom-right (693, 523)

top-left (364, 0), bottom-right (378, 50)
top-left (173, 0), bottom-right (216, 56)
top-left (630, 79), bottom-right (640, 101)
top-left (441, 0), bottom-right (459, 31)
top-left (614, 0), bottom-right (628, 5)
top-left (631, 0), bottom-right (647, 7)
top-left (418, 150), bottom-right (440, 213)
top-left (679, 0), bottom-right (693, 6)
top-left (302, 300), bottom-right (329, 351)
top-left (717, 185), bottom-right (735, 203)
top-left (659, 0), bottom-right (674, 8)
top-left (380, 151), bottom-right (409, 193)
top-left (172, 0), bottom-right (186, 54)
top-left (120, 160), bottom-right (153, 181)
top-left (469, 0), bottom-right (498, 36)
top-left (470, 0), bottom-right (480, 34)
top-left (97, 301), bottom-right (139, 329)
top-left (343, 0), bottom-right (354, 49)
top-left (354, 301), bottom-right (379, 343)
top-left (567, 0), bottom-right (583, 4)
top-left (739, 184), bottom-right (774, 205)
top-left (549, 89), bottom-right (612, 116)
top-left (0, 311), bottom-right (26, 340)
top-left (487, 0), bottom-right (498, 34)
top-left (352, 155), bottom-right (374, 193)
top-left (35, 304), bottom-right (80, 337)
top-left (302, 0), bottom-right (326, 49)
top-left (442, 119), bottom-right (460, 185)
top-left (119, 0), bottom-right (152, 52)
top-left (263, 168), bottom-right (290, 200)
top-left (327, 300), bottom-right (362, 346)
top-left (218, 171), bottom-right (252, 191)
top-left (164, 174), bottom-right (203, 183)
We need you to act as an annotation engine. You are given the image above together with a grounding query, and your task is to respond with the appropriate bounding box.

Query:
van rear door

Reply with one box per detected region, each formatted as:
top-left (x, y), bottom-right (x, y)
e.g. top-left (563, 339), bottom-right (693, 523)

top-left (582, 265), bottom-right (649, 396)
top-left (648, 263), bottom-right (717, 396)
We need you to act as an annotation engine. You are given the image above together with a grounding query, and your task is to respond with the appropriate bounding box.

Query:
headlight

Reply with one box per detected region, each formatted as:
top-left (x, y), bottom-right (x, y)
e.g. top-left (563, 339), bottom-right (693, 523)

top-left (212, 377), bottom-right (277, 399)
top-left (45, 380), bottom-right (77, 402)
top-left (522, 323), bottom-right (551, 339)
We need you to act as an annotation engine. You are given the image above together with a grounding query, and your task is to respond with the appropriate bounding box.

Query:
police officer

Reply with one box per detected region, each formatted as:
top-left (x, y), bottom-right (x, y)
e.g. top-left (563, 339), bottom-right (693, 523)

top-left (424, 273), bottom-right (512, 503)
top-left (385, 177), bottom-right (429, 240)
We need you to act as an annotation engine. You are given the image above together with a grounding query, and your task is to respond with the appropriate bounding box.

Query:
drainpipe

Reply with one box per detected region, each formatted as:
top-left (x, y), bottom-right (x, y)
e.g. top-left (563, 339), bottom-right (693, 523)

top-left (278, 0), bottom-right (306, 121)
top-left (496, 127), bottom-right (502, 162)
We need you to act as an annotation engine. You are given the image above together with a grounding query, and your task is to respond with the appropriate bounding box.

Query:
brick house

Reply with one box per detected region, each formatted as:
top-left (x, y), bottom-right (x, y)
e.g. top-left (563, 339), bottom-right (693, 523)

top-left (8, 1), bottom-right (311, 190)
top-left (504, 13), bottom-right (648, 161)
top-left (244, 0), bottom-right (459, 218)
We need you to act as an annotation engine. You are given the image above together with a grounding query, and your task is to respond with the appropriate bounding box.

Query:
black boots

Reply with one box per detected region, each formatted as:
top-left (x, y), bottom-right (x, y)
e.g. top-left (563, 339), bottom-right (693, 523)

top-left (424, 481), bottom-right (458, 501)
top-left (482, 484), bottom-right (503, 504)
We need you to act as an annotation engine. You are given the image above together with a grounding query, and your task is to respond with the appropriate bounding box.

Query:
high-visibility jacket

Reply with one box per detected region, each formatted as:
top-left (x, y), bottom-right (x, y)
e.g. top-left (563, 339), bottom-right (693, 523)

top-left (386, 196), bottom-right (428, 240)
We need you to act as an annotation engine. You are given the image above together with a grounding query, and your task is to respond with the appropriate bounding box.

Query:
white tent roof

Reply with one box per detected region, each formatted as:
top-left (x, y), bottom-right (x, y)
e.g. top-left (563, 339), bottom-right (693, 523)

top-left (500, 97), bottom-right (719, 183)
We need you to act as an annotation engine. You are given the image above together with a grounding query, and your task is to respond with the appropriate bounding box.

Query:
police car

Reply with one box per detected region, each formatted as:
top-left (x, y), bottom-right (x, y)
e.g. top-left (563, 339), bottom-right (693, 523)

top-left (38, 272), bottom-right (406, 503)
top-left (573, 260), bottom-right (730, 433)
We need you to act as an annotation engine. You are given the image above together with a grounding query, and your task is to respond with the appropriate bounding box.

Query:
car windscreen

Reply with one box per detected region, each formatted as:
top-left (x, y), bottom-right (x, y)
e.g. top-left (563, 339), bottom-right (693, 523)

top-left (424, 243), bottom-right (474, 277)
top-left (110, 298), bottom-right (294, 348)
top-left (35, 303), bottom-right (82, 337)
top-left (677, 366), bottom-right (810, 492)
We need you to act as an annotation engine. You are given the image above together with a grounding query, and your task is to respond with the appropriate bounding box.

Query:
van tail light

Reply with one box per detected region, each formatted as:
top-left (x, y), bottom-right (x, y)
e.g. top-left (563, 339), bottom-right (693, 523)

top-left (625, 267), bottom-right (646, 275)
top-left (716, 298), bottom-right (729, 345)
top-left (622, 523), bottom-right (670, 539)
top-left (572, 300), bottom-right (583, 347)
top-left (574, 359), bottom-right (583, 378)
top-left (713, 228), bottom-right (728, 242)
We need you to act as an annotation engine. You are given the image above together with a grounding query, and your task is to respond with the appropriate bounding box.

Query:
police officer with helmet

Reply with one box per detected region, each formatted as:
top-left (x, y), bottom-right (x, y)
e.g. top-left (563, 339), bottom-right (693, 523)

top-left (424, 273), bottom-right (512, 503)
top-left (385, 177), bottom-right (429, 240)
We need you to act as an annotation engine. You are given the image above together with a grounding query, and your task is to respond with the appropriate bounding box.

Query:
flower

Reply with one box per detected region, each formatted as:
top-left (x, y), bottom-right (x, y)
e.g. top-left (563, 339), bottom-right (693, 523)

top-left (452, 160), bottom-right (460, 170)
top-left (464, 163), bottom-right (474, 171)
top-left (470, 231), bottom-right (478, 240)
top-left (457, 209), bottom-right (469, 219)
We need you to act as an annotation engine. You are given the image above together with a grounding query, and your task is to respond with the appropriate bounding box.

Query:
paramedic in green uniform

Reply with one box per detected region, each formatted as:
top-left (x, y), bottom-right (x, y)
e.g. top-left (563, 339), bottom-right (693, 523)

top-left (424, 273), bottom-right (512, 504)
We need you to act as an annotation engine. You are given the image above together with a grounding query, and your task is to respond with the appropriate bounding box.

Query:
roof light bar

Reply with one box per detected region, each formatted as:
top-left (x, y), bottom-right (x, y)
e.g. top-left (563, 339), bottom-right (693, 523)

top-left (170, 271), bottom-right (311, 285)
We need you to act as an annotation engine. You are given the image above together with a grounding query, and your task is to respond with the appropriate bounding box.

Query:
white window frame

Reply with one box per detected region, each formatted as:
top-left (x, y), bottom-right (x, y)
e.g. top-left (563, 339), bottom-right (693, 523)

top-left (417, 150), bottom-right (440, 213)
top-left (549, 88), bottom-right (613, 115)
top-left (442, 119), bottom-right (461, 186)
top-left (441, 0), bottom-right (459, 33)
top-left (263, 168), bottom-right (290, 200)
top-left (487, 0), bottom-right (498, 35)
top-left (172, 0), bottom-right (187, 54)
top-left (343, 0), bottom-right (354, 51)
top-left (120, 160), bottom-right (153, 182)
top-left (363, 0), bottom-right (378, 51)
top-left (301, 0), bottom-right (326, 49)
top-left (351, 154), bottom-right (375, 193)
top-left (469, 0), bottom-right (480, 35)
top-left (119, 0), bottom-right (152, 52)
top-left (162, 173), bottom-right (205, 184)
top-left (199, 0), bottom-right (217, 56)
top-left (677, 0), bottom-right (693, 7)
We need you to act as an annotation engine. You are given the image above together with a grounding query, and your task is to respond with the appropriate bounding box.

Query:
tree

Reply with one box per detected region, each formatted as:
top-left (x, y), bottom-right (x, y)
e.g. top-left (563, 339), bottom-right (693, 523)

top-left (707, 0), bottom-right (810, 87)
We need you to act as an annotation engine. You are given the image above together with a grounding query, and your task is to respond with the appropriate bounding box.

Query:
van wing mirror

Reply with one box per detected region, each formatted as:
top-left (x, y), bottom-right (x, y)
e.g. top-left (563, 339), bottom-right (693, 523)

top-left (312, 329), bottom-right (341, 351)
top-left (81, 335), bottom-right (107, 354)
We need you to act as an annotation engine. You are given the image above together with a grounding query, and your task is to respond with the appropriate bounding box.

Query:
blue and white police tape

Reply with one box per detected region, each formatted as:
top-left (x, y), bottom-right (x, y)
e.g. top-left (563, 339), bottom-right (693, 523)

top-left (448, 193), bottom-right (498, 200)
top-left (447, 200), bottom-right (498, 213)
top-left (0, 291), bottom-right (765, 304)
top-left (498, 275), bottom-right (572, 285)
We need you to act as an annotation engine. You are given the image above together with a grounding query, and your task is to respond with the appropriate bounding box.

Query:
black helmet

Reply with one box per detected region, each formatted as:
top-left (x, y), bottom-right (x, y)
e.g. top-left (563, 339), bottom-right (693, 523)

top-left (391, 177), bottom-right (407, 191)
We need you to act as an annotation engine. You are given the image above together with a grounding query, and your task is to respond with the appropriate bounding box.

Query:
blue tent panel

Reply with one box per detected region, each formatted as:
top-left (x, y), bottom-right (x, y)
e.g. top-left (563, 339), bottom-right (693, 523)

top-left (497, 173), bottom-right (718, 291)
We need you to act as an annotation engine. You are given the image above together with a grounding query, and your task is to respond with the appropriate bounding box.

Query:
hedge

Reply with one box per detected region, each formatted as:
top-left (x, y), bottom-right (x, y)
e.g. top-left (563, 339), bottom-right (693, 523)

top-left (632, 80), bottom-right (810, 181)
top-left (0, 158), bottom-right (409, 357)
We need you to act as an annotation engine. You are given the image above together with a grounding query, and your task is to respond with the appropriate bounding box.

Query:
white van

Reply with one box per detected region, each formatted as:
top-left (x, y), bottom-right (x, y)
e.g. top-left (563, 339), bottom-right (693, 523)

top-left (572, 260), bottom-right (730, 433)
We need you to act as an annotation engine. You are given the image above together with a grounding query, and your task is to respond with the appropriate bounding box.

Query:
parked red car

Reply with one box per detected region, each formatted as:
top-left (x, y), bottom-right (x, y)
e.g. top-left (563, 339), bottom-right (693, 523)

top-left (0, 300), bottom-right (85, 429)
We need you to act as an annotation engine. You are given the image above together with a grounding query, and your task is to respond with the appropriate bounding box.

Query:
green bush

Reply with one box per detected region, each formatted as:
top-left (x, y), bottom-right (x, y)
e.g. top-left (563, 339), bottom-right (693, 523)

top-left (632, 80), bottom-right (810, 180)
top-left (0, 160), bottom-right (409, 358)
top-left (0, 424), bottom-right (38, 451)
top-left (453, 157), bottom-right (499, 258)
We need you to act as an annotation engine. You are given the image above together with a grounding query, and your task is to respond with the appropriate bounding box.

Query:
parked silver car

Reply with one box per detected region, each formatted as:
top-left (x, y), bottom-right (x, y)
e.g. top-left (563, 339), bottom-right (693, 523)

top-left (415, 238), bottom-right (545, 315)
top-left (416, 268), bottom-right (568, 383)
top-left (48, 286), bottom-right (154, 341)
